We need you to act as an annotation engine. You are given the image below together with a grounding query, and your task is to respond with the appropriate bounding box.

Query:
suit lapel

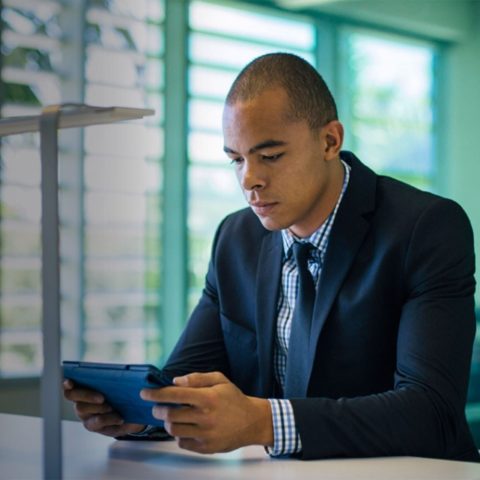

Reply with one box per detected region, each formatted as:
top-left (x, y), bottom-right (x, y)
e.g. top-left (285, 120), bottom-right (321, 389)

top-left (255, 231), bottom-right (283, 397)
top-left (306, 154), bottom-right (377, 391)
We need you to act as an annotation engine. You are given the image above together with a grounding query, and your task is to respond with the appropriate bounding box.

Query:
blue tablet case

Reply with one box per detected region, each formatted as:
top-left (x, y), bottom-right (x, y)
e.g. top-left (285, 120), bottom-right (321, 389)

top-left (63, 361), bottom-right (174, 426)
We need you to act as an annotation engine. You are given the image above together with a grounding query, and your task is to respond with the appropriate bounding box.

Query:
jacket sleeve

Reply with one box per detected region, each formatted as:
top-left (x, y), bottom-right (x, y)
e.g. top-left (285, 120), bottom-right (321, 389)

top-left (291, 199), bottom-right (478, 461)
top-left (162, 218), bottom-right (230, 379)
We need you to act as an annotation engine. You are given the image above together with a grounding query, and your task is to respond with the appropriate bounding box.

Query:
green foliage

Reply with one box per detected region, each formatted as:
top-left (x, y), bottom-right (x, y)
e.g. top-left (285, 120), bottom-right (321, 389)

top-left (4, 83), bottom-right (40, 105)
top-left (3, 47), bottom-right (54, 71)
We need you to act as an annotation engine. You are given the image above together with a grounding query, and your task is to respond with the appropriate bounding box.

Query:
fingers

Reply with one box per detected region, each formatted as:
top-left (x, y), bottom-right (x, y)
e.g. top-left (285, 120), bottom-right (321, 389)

top-left (152, 406), bottom-right (202, 440)
top-left (141, 374), bottom-right (259, 454)
top-left (69, 399), bottom-right (125, 437)
top-left (62, 380), bottom-right (127, 437)
top-left (174, 372), bottom-right (228, 388)
top-left (63, 379), bottom-right (74, 390)
top-left (84, 418), bottom-right (145, 438)
top-left (78, 410), bottom-right (146, 438)
top-left (72, 399), bottom-right (123, 436)
top-left (74, 401), bottom-right (113, 420)
top-left (63, 381), bottom-right (104, 405)
top-left (83, 412), bottom-right (124, 432)
top-left (152, 404), bottom-right (202, 425)
top-left (62, 380), bottom-right (147, 438)
top-left (140, 371), bottom-right (229, 406)
top-left (164, 422), bottom-right (200, 440)
top-left (140, 385), bottom-right (202, 406)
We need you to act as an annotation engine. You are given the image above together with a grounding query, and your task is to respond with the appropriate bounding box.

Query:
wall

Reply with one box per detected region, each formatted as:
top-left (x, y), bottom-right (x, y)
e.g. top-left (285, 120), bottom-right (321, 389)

top-left (445, 0), bottom-right (480, 304)
top-left (277, 0), bottom-right (474, 41)
top-left (0, 379), bottom-right (76, 420)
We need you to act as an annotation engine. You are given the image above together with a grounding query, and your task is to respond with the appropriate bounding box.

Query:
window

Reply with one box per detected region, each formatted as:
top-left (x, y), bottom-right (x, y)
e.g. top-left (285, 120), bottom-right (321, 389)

top-left (0, 0), bottom-right (65, 375)
top-left (341, 29), bottom-right (436, 190)
top-left (0, 0), bottom-right (164, 375)
top-left (82, 0), bottom-right (164, 364)
top-left (187, 0), bottom-right (316, 311)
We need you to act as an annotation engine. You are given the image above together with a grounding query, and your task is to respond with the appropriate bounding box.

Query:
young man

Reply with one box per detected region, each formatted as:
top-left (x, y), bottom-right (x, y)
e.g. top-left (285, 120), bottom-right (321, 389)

top-left (64, 53), bottom-right (479, 462)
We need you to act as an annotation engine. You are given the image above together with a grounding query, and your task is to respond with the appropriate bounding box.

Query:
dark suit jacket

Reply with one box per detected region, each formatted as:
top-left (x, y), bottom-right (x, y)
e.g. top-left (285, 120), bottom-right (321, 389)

top-left (164, 152), bottom-right (479, 462)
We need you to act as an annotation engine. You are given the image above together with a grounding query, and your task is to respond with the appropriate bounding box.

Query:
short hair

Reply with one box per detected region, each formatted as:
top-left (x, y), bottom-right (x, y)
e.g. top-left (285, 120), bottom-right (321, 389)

top-left (225, 52), bottom-right (338, 130)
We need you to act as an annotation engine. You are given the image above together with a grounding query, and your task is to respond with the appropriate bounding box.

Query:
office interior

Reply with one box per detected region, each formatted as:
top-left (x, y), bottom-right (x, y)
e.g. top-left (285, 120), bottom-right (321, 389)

top-left (0, 0), bottom-right (479, 447)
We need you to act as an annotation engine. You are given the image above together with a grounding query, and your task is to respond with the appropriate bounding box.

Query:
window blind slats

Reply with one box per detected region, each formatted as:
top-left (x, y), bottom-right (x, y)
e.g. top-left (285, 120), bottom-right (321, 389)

top-left (0, 0), bottom-right (164, 375)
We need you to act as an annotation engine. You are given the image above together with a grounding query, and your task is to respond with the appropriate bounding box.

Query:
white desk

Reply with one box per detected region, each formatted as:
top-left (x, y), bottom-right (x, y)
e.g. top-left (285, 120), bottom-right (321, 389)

top-left (0, 413), bottom-right (479, 480)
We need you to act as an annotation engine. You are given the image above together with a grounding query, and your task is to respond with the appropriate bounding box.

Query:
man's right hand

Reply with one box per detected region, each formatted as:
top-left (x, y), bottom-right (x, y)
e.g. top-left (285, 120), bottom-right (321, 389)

top-left (63, 379), bottom-right (145, 437)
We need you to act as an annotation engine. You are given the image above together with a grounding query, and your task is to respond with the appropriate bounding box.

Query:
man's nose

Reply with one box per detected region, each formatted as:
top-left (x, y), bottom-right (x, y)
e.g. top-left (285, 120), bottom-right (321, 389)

top-left (240, 160), bottom-right (266, 191)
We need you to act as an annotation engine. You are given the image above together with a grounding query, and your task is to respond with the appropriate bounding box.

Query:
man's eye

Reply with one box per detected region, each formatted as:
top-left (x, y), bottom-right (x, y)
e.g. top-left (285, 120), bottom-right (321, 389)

top-left (262, 153), bottom-right (283, 161)
top-left (230, 157), bottom-right (244, 165)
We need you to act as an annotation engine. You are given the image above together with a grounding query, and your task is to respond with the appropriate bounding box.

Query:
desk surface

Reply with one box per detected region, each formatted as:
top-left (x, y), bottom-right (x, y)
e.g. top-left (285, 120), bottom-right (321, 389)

top-left (1, 413), bottom-right (479, 480)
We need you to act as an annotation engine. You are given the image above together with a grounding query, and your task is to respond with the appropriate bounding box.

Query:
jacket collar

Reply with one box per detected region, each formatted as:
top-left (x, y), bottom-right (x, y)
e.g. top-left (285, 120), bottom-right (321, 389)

top-left (305, 151), bottom-right (376, 394)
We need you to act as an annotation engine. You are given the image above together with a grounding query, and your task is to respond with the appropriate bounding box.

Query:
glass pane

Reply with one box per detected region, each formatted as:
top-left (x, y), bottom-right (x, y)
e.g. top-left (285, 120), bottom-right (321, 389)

top-left (85, 155), bottom-right (160, 193)
top-left (86, 226), bottom-right (153, 257)
top-left (85, 192), bottom-right (147, 225)
top-left (190, 1), bottom-right (314, 50)
top-left (88, 0), bottom-right (164, 22)
top-left (189, 65), bottom-right (237, 100)
top-left (84, 123), bottom-right (162, 157)
top-left (145, 61), bottom-right (164, 89)
top-left (85, 298), bottom-right (158, 328)
top-left (1, 146), bottom-right (40, 186)
top-left (3, 46), bottom-right (58, 72)
top-left (2, 70), bottom-right (62, 105)
top-left (2, 4), bottom-right (62, 37)
top-left (1, 224), bottom-right (40, 257)
top-left (189, 131), bottom-right (226, 165)
top-left (86, 47), bottom-right (143, 87)
top-left (1, 186), bottom-right (41, 222)
top-left (0, 332), bottom-right (42, 376)
top-left (0, 301), bottom-right (41, 330)
top-left (345, 30), bottom-right (435, 188)
top-left (2, 82), bottom-right (42, 106)
top-left (189, 99), bottom-right (224, 132)
top-left (85, 259), bottom-right (147, 292)
top-left (190, 32), bottom-right (314, 70)
top-left (188, 166), bottom-right (245, 290)
top-left (1, 260), bottom-right (41, 294)
top-left (83, 332), bottom-right (146, 363)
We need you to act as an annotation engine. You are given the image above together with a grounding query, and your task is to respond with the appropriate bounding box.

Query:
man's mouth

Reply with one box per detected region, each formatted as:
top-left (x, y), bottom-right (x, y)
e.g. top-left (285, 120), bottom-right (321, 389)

top-left (249, 201), bottom-right (278, 216)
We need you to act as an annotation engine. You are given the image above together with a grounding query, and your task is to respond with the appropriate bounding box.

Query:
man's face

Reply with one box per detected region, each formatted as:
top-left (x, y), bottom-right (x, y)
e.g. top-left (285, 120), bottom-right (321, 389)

top-left (222, 87), bottom-right (342, 238)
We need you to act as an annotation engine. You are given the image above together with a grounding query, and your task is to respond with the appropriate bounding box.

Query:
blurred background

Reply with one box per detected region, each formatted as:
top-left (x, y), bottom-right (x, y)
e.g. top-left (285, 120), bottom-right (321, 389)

top-left (0, 0), bottom-right (478, 444)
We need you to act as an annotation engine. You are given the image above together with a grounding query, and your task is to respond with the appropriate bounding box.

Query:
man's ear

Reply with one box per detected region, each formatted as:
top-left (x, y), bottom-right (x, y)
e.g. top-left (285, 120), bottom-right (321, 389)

top-left (323, 121), bottom-right (344, 160)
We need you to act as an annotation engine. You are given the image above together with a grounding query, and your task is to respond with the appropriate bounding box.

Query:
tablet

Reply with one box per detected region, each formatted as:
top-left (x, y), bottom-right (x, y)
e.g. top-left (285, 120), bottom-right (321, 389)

top-left (63, 361), bottom-right (174, 426)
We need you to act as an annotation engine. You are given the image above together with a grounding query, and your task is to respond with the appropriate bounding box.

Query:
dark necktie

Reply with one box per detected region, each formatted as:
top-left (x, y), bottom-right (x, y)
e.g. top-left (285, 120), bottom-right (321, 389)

top-left (284, 241), bottom-right (316, 398)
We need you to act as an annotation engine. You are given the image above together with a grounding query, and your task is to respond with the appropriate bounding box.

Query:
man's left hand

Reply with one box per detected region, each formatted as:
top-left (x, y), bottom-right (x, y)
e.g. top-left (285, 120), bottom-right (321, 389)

top-left (140, 371), bottom-right (273, 454)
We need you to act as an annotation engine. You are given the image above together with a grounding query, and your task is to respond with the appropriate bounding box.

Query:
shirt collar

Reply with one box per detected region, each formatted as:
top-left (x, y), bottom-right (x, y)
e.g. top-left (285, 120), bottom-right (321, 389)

top-left (281, 159), bottom-right (351, 258)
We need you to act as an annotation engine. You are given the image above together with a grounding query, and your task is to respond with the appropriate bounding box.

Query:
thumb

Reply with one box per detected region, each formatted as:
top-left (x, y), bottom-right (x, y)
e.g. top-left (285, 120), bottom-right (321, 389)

top-left (173, 371), bottom-right (229, 388)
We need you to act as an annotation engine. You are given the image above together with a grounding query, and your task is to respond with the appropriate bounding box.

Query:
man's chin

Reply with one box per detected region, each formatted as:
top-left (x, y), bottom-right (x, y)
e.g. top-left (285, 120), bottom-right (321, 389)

top-left (253, 213), bottom-right (287, 232)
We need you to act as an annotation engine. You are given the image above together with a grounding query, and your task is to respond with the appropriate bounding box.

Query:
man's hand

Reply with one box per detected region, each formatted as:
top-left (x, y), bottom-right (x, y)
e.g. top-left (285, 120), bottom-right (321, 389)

top-left (140, 371), bottom-right (274, 454)
top-left (63, 379), bottom-right (145, 437)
